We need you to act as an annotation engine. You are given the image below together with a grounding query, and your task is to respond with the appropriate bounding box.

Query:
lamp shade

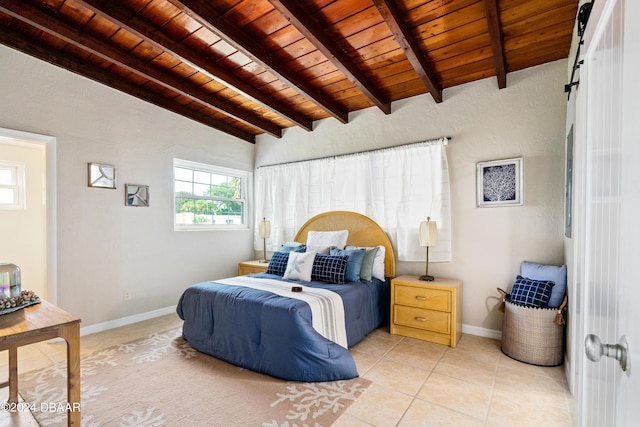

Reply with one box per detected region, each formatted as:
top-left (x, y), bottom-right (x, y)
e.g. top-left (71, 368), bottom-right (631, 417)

top-left (258, 218), bottom-right (271, 239)
top-left (418, 219), bottom-right (438, 247)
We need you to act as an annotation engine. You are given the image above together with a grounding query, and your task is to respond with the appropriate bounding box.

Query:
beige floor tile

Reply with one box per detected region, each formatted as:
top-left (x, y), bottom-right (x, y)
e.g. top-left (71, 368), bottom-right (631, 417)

top-left (398, 399), bottom-right (484, 427)
top-left (346, 383), bottom-right (414, 426)
top-left (351, 349), bottom-right (383, 376)
top-left (333, 413), bottom-right (375, 427)
top-left (494, 365), bottom-right (570, 397)
top-left (446, 334), bottom-right (502, 365)
top-left (384, 339), bottom-right (446, 370)
top-left (492, 379), bottom-right (569, 412)
top-left (434, 352), bottom-right (497, 386)
top-left (350, 331), bottom-right (401, 358)
top-left (363, 358), bottom-right (431, 396)
top-left (487, 387), bottom-right (572, 426)
top-left (498, 352), bottom-right (567, 380)
top-left (416, 372), bottom-right (491, 419)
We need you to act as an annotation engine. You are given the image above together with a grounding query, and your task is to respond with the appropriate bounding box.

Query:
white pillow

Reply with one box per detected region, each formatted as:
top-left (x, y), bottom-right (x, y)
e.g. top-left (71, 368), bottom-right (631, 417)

top-left (283, 251), bottom-right (316, 282)
top-left (372, 245), bottom-right (386, 281)
top-left (306, 230), bottom-right (349, 250)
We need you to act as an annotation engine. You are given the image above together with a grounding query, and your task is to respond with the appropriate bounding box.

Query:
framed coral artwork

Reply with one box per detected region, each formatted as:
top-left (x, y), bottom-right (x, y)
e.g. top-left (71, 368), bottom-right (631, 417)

top-left (476, 157), bottom-right (523, 207)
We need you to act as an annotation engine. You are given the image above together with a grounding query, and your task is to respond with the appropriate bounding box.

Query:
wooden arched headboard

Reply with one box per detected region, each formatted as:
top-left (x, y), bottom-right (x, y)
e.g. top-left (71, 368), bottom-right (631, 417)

top-left (294, 211), bottom-right (395, 278)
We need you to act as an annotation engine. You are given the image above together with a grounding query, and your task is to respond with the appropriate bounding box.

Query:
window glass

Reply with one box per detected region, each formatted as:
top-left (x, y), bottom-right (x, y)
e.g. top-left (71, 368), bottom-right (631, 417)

top-left (173, 159), bottom-right (248, 229)
top-left (0, 162), bottom-right (25, 210)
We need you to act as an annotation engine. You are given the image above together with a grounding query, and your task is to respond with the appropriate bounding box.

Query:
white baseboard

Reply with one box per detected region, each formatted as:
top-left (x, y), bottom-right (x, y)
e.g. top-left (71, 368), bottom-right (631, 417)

top-left (79, 306), bottom-right (177, 337)
top-left (462, 324), bottom-right (502, 341)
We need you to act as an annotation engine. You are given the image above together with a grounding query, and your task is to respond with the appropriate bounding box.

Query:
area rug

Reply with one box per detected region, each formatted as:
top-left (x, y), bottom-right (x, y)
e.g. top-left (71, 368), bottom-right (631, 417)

top-left (19, 328), bottom-right (370, 426)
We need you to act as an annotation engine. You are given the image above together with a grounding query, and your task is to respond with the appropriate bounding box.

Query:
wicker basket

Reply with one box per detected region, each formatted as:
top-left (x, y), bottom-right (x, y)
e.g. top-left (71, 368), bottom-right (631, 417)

top-left (498, 289), bottom-right (567, 366)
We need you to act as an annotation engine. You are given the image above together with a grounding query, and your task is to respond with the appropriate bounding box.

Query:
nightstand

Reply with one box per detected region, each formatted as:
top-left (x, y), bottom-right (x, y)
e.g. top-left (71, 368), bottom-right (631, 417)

top-left (390, 275), bottom-right (463, 347)
top-left (238, 260), bottom-right (269, 276)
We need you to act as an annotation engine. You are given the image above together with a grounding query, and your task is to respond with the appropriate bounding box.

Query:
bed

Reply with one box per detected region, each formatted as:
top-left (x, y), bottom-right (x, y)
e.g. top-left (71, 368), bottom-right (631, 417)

top-left (176, 211), bottom-right (396, 382)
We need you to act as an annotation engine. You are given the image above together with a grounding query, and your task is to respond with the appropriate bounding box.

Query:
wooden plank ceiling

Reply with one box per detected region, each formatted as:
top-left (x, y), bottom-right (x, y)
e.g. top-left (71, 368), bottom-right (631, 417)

top-left (0, 0), bottom-right (578, 143)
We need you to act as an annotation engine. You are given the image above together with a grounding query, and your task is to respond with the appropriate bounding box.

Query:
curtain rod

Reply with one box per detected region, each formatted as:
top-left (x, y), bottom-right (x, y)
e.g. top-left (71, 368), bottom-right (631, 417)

top-left (257, 136), bottom-right (451, 169)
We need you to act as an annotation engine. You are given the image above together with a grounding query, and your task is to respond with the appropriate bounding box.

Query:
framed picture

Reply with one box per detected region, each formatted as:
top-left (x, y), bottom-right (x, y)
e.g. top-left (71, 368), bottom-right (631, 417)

top-left (88, 163), bottom-right (116, 189)
top-left (125, 184), bottom-right (149, 207)
top-left (476, 157), bottom-right (523, 207)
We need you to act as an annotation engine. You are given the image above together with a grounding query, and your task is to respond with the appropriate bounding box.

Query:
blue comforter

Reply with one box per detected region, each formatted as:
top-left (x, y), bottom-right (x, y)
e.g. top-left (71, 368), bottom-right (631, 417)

top-left (176, 273), bottom-right (389, 382)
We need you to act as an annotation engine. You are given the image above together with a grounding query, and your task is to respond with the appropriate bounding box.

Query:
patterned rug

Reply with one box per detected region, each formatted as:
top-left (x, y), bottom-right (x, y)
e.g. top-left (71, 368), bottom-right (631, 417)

top-left (19, 328), bottom-right (370, 426)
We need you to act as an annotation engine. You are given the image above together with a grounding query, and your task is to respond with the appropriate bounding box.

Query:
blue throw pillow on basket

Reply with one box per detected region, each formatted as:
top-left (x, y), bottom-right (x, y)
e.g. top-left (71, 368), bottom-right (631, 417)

top-left (509, 275), bottom-right (555, 307)
top-left (520, 261), bottom-right (567, 308)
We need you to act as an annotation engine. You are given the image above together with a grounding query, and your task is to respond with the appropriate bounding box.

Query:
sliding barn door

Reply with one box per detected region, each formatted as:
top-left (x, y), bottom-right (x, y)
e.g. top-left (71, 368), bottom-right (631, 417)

top-left (576, 0), bottom-right (640, 425)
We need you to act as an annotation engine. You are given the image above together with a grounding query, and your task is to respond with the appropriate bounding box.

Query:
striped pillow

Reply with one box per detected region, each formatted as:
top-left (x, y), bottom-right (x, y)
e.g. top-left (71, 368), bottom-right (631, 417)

top-left (509, 275), bottom-right (555, 307)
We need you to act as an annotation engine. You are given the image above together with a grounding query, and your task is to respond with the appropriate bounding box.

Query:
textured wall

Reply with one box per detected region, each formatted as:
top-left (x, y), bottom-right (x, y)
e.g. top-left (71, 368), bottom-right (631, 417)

top-left (256, 60), bottom-right (568, 335)
top-left (0, 45), bottom-right (255, 327)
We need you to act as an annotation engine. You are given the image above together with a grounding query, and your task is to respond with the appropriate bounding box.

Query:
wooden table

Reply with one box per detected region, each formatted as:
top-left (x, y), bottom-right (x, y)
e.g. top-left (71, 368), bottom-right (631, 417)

top-left (0, 300), bottom-right (81, 426)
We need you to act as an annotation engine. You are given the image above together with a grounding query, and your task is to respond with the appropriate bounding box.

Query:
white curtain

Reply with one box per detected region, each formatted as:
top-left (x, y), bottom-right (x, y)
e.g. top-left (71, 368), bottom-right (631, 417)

top-left (255, 138), bottom-right (451, 262)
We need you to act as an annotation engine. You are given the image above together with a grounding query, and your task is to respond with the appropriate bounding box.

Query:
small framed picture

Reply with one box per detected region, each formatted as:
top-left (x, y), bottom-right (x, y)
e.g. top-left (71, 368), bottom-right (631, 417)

top-left (88, 163), bottom-right (116, 189)
top-left (125, 184), bottom-right (149, 207)
top-left (476, 157), bottom-right (523, 207)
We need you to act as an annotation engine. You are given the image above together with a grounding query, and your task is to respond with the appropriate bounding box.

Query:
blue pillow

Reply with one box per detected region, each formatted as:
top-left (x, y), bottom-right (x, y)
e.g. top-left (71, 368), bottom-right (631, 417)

top-left (311, 254), bottom-right (348, 284)
top-left (521, 261), bottom-right (567, 308)
top-left (509, 275), bottom-right (554, 307)
top-left (266, 251), bottom-right (289, 276)
top-left (279, 243), bottom-right (306, 253)
top-left (346, 246), bottom-right (378, 281)
top-left (330, 247), bottom-right (366, 282)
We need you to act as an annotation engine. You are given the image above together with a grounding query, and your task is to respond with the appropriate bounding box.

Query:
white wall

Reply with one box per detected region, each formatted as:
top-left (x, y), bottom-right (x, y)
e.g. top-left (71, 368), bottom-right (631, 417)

top-left (256, 60), bottom-right (568, 334)
top-left (0, 45), bottom-right (255, 326)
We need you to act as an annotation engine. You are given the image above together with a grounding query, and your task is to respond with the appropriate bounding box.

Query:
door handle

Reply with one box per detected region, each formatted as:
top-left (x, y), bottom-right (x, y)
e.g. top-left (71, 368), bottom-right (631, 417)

top-left (585, 334), bottom-right (629, 372)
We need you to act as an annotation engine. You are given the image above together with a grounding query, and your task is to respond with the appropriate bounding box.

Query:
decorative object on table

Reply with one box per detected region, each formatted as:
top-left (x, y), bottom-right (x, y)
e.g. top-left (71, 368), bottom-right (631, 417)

top-left (258, 217), bottom-right (271, 263)
top-left (125, 184), bottom-right (149, 207)
top-left (476, 157), bottom-right (523, 207)
top-left (0, 289), bottom-right (40, 314)
top-left (0, 263), bottom-right (21, 298)
top-left (418, 217), bottom-right (438, 281)
top-left (88, 163), bottom-right (116, 189)
top-left (0, 263), bottom-right (41, 314)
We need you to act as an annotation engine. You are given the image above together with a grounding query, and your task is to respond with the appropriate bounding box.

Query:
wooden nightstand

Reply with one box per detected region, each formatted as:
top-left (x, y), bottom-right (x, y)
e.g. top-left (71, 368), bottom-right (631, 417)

top-left (238, 260), bottom-right (269, 276)
top-left (390, 275), bottom-right (463, 347)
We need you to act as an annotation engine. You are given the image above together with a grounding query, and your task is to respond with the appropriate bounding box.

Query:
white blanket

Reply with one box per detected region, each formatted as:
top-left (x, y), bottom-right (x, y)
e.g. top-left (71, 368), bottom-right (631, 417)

top-left (216, 276), bottom-right (348, 348)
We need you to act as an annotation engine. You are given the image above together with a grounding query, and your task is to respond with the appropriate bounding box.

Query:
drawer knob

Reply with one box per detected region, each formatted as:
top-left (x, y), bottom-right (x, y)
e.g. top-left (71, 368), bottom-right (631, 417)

top-left (415, 296), bottom-right (427, 301)
top-left (415, 317), bottom-right (426, 322)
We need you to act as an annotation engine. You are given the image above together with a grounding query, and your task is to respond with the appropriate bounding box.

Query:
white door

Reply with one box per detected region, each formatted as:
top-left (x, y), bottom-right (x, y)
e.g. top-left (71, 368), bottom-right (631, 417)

top-left (577, 0), bottom-right (640, 425)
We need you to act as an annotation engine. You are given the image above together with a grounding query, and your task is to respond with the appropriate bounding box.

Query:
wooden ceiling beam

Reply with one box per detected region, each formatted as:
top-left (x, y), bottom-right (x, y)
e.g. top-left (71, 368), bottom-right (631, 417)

top-left (167, 0), bottom-right (350, 124)
top-left (267, 0), bottom-right (391, 115)
top-left (76, 0), bottom-right (313, 132)
top-left (373, 0), bottom-right (443, 103)
top-left (482, 0), bottom-right (507, 89)
top-left (0, 0), bottom-right (281, 138)
top-left (0, 26), bottom-right (255, 143)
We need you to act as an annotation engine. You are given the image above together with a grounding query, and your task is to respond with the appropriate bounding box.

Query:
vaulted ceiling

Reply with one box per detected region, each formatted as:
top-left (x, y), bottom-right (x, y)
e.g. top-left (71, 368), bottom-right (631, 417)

top-left (0, 0), bottom-right (578, 143)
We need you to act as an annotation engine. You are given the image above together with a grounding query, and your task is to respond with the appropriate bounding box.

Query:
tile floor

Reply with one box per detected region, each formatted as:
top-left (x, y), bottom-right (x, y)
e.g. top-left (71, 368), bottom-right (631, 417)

top-left (0, 313), bottom-right (574, 426)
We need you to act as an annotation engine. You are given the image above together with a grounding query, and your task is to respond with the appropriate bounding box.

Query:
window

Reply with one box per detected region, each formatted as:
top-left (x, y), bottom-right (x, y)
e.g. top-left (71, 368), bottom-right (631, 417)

top-left (0, 161), bottom-right (25, 210)
top-left (174, 159), bottom-right (249, 230)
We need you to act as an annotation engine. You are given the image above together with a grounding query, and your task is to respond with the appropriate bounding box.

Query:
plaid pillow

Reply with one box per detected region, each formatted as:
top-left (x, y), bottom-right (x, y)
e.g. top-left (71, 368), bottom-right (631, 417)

top-left (509, 275), bottom-right (555, 307)
top-left (311, 254), bottom-right (348, 284)
top-left (266, 251), bottom-right (289, 276)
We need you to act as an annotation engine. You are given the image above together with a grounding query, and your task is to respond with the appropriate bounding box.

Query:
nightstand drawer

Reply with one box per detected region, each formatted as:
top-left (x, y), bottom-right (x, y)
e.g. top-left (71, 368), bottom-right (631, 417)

top-left (393, 305), bottom-right (451, 334)
top-left (394, 285), bottom-right (451, 312)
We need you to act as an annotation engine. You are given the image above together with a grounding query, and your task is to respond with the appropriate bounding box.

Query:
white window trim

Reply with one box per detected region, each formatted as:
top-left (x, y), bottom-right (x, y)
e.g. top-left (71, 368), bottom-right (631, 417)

top-left (0, 160), bottom-right (26, 210)
top-left (173, 158), bottom-right (250, 231)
